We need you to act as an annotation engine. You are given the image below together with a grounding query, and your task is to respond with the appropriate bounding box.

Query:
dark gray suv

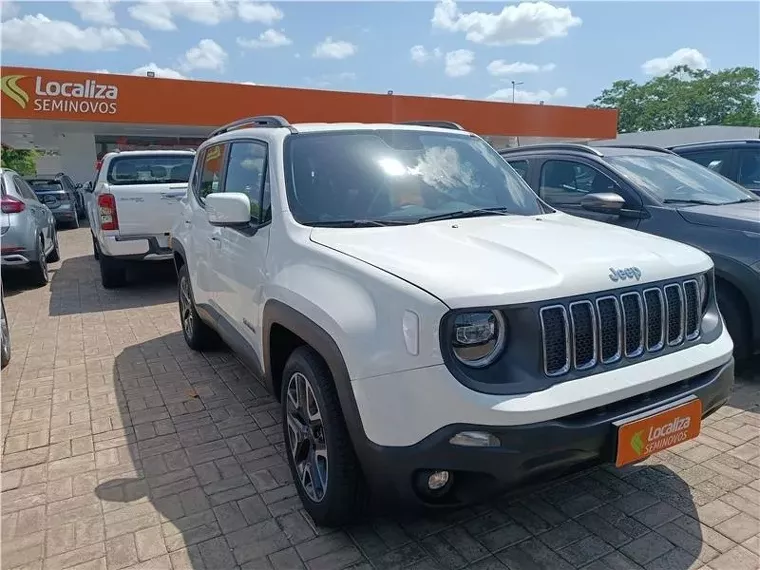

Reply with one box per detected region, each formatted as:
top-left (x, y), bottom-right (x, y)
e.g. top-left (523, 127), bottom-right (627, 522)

top-left (669, 139), bottom-right (760, 196)
top-left (499, 143), bottom-right (760, 360)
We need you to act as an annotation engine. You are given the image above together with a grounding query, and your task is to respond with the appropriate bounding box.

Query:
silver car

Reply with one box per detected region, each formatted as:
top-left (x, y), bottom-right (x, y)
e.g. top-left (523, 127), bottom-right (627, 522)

top-left (1, 168), bottom-right (60, 286)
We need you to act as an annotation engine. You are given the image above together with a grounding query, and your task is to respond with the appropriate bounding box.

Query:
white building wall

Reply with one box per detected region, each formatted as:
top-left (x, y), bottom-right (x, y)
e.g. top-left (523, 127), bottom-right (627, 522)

top-left (57, 132), bottom-right (97, 185)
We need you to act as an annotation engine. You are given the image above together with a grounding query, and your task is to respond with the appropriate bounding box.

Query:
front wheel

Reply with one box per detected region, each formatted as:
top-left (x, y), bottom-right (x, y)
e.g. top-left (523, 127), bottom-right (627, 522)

top-left (282, 346), bottom-right (367, 526)
top-left (47, 230), bottom-right (60, 263)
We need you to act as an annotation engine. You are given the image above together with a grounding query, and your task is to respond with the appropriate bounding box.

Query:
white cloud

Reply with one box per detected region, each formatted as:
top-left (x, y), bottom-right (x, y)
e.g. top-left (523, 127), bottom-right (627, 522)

top-left (487, 60), bottom-right (555, 76)
top-left (1, 14), bottom-right (148, 55)
top-left (71, 0), bottom-right (117, 25)
top-left (128, 0), bottom-right (282, 31)
top-left (1, 1), bottom-right (19, 21)
top-left (312, 36), bottom-right (357, 59)
top-left (430, 93), bottom-right (467, 99)
top-left (410, 44), bottom-right (441, 64)
top-left (444, 49), bottom-right (474, 78)
top-left (179, 38), bottom-right (228, 73)
top-left (241, 81), bottom-right (257, 85)
top-left (432, 0), bottom-right (581, 46)
top-left (94, 68), bottom-right (110, 73)
top-left (487, 86), bottom-right (568, 103)
top-left (132, 62), bottom-right (185, 79)
top-left (306, 71), bottom-right (357, 88)
top-left (641, 48), bottom-right (709, 76)
top-left (237, 29), bottom-right (291, 49)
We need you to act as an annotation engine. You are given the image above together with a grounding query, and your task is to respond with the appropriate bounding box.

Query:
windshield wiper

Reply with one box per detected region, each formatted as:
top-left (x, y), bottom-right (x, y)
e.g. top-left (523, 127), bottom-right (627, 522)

top-left (309, 219), bottom-right (413, 228)
top-left (417, 207), bottom-right (511, 223)
top-left (662, 199), bottom-right (720, 206)
top-left (720, 198), bottom-right (759, 205)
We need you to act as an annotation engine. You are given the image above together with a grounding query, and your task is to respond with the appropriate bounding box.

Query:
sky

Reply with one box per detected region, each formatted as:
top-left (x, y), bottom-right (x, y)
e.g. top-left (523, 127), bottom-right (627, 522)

top-left (1, 0), bottom-right (759, 107)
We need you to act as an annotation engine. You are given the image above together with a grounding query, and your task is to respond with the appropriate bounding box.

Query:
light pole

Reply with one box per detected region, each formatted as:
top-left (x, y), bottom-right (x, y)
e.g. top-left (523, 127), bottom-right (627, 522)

top-left (511, 80), bottom-right (524, 103)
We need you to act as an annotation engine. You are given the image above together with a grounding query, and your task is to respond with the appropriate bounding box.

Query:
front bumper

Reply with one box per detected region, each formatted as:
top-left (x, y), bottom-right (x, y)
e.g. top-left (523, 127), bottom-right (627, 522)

top-left (357, 358), bottom-right (734, 508)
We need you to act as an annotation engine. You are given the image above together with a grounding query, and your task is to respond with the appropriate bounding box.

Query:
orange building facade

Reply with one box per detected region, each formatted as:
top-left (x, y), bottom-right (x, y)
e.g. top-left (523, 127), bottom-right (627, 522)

top-left (1, 66), bottom-right (618, 183)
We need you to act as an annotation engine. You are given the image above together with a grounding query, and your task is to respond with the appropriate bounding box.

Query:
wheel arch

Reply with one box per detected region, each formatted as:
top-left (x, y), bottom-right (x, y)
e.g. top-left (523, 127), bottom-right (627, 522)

top-left (712, 254), bottom-right (760, 354)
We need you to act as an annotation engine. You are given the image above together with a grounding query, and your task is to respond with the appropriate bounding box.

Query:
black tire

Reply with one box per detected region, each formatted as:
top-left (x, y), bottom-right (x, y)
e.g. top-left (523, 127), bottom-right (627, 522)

top-left (92, 234), bottom-right (100, 260)
top-left (47, 230), bottom-right (60, 263)
top-left (99, 254), bottom-right (127, 289)
top-left (30, 235), bottom-right (49, 287)
top-left (717, 283), bottom-right (750, 361)
top-left (281, 346), bottom-right (367, 526)
top-left (71, 215), bottom-right (80, 229)
top-left (1, 297), bottom-right (10, 369)
top-left (178, 264), bottom-right (218, 350)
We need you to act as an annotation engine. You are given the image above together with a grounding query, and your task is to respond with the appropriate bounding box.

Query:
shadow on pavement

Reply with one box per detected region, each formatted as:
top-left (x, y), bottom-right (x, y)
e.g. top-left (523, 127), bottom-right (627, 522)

top-left (93, 331), bottom-right (709, 570)
top-left (47, 255), bottom-right (177, 316)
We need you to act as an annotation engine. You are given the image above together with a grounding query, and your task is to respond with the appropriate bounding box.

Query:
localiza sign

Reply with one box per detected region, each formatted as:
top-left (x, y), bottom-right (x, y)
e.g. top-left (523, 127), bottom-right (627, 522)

top-left (1, 74), bottom-right (119, 115)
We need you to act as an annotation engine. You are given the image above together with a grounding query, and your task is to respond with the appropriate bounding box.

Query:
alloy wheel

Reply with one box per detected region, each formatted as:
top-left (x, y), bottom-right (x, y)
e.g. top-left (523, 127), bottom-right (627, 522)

top-left (286, 371), bottom-right (329, 503)
top-left (179, 276), bottom-right (194, 338)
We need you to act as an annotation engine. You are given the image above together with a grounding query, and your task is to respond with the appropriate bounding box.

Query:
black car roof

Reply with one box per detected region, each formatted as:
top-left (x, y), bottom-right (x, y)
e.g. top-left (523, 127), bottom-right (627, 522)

top-left (498, 143), bottom-right (676, 159)
top-left (668, 139), bottom-right (760, 151)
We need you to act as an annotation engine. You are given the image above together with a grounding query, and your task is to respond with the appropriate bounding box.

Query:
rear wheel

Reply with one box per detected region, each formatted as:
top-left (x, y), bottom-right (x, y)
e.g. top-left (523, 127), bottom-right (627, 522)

top-left (178, 264), bottom-right (218, 350)
top-left (71, 215), bottom-right (79, 229)
top-left (99, 254), bottom-right (127, 289)
top-left (716, 282), bottom-right (750, 360)
top-left (30, 235), bottom-right (49, 287)
top-left (282, 346), bottom-right (367, 526)
top-left (47, 230), bottom-right (60, 263)
top-left (1, 297), bottom-right (10, 369)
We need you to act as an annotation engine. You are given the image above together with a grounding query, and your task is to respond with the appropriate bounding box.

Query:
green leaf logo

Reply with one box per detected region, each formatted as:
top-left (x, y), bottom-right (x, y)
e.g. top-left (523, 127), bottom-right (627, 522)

top-left (630, 430), bottom-right (645, 455)
top-left (0, 75), bottom-right (29, 109)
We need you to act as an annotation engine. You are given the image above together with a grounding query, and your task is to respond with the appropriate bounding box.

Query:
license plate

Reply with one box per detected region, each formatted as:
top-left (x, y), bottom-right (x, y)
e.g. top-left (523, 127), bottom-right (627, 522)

top-left (614, 397), bottom-right (702, 467)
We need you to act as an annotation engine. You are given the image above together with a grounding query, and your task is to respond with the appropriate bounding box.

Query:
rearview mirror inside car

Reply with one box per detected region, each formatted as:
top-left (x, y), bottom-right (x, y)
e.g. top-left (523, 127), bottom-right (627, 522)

top-left (581, 192), bottom-right (625, 215)
top-left (206, 193), bottom-right (251, 227)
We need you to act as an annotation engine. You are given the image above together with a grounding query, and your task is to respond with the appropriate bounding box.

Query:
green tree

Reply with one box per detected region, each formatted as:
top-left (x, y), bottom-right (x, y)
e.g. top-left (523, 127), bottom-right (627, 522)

top-left (0, 145), bottom-right (38, 175)
top-left (590, 66), bottom-right (760, 133)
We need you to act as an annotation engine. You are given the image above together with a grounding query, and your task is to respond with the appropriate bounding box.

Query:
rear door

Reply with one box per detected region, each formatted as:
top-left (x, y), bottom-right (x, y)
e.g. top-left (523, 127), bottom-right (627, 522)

top-left (736, 147), bottom-right (760, 194)
top-left (107, 153), bottom-right (194, 238)
top-left (12, 175), bottom-right (54, 244)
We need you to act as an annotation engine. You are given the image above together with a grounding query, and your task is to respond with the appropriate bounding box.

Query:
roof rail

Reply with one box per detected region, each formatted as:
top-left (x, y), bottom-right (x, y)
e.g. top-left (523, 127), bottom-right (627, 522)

top-left (668, 138), bottom-right (760, 150)
top-left (498, 143), bottom-right (604, 157)
top-left (593, 144), bottom-right (677, 155)
top-left (398, 120), bottom-right (465, 131)
top-left (209, 115), bottom-right (297, 138)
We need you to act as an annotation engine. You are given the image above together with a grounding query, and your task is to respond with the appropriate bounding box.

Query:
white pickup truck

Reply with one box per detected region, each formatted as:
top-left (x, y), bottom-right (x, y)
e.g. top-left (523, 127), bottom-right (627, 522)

top-left (86, 149), bottom-right (195, 288)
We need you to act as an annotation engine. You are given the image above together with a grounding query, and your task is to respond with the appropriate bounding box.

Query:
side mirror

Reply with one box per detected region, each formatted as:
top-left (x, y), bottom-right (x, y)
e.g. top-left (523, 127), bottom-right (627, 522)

top-left (75, 183), bottom-right (83, 189)
top-left (84, 182), bottom-right (94, 193)
top-left (206, 193), bottom-right (251, 227)
top-left (581, 192), bottom-right (625, 215)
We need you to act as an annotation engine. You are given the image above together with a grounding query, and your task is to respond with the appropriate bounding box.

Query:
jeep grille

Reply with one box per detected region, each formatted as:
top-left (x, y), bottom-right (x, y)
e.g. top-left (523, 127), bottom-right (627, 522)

top-left (539, 279), bottom-right (701, 377)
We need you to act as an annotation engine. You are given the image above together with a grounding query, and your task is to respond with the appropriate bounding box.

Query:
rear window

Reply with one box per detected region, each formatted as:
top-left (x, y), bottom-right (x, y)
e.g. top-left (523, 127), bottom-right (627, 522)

top-left (27, 180), bottom-right (64, 192)
top-left (107, 155), bottom-right (194, 185)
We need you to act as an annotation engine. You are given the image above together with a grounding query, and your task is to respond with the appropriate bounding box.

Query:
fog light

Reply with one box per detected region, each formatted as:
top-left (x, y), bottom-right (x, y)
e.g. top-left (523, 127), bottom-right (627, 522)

top-left (449, 431), bottom-right (500, 447)
top-left (427, 470), bottom-right (450, 490)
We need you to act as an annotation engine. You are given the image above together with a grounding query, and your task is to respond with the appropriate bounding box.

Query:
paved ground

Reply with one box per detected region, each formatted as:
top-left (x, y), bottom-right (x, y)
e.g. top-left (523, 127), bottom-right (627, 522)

top-left (2, 227), bottom-right (759, 570)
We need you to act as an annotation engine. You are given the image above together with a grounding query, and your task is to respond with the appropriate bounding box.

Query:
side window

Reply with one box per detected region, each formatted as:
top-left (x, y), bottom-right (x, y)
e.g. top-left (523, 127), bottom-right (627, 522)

top-left (13, 176), bottom-right (38, 201)
top-left (223, 141), bottom-right (267, 222)
top-left (507, 160), bottom-right (529, 181)
top-left (198, 144), bottom-right (226, 201)
top-left (679, 149), bottom-right (731, 176)
top-left (539, 160), bottom-right (618, 207)
top-left (737, 149), bottom-right (760, 187)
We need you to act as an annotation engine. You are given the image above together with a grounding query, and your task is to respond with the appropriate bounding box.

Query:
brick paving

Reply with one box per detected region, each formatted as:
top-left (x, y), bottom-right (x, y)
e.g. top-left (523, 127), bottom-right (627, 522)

top-left (2, 227), bottom-right (759, 570)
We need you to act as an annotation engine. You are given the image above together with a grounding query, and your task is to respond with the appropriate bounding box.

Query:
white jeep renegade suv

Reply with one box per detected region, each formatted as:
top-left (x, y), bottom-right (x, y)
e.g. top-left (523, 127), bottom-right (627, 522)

top-left (170, 116), bottom-right (735, 526)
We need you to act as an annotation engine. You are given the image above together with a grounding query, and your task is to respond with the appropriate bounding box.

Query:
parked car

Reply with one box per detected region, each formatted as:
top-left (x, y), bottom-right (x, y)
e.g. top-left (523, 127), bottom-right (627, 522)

top-left (499, 143), bottom-right (760, 360)
top-left (171, 116), bottom-right (734, 525)
top-left (668, 139), bottom-right (760, 196)
top-left (86, 149), bottom-right (195, 288)
top-left (1, 167), bottom-right (60, 286)
top-left (1, 280), bottom-right (9, 369)
top-left (26, 172), bottom-right (84, 226)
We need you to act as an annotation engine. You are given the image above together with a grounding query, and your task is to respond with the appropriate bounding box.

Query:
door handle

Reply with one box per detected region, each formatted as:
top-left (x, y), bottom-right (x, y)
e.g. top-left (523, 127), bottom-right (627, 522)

top-left (209, 236), bottom-right (220, 241)
top-left (209, 236), bottom-right (222, 248)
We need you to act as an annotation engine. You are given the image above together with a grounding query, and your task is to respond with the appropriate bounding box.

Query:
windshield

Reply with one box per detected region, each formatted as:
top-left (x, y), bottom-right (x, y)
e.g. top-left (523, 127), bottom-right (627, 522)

top-left (107, 155), bottom-right (194, 186)
top-left (283, 130), bottom-right (547, 225)
top-left (27, 180), bottom-right (64, 193)
top-left (607, 154), bottom-right (759, 205)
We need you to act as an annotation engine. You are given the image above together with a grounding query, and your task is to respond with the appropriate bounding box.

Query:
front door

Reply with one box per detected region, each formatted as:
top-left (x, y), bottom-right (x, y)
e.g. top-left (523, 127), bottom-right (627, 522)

top-left (214, 139), bottom-right (271, 362)
top-left (537, 158), bottom-right (643, 229)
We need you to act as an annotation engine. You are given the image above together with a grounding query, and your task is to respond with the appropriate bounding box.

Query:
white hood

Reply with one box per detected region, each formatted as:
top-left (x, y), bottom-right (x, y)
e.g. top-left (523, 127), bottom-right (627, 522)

top-left (310, 212), bottom-right (713, 308)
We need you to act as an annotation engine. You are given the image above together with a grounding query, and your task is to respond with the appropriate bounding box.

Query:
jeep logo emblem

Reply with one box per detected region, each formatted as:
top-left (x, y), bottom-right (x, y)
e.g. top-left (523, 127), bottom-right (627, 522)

top-left (609, 266), bottom-right (642, 282)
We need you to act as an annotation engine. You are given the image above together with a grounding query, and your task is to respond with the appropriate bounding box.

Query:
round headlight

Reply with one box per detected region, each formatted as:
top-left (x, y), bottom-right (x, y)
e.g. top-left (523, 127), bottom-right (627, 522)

top-left (452, 310), bottom-right (507, 368)
top-left (697, 273), bottom-right (708, 313)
